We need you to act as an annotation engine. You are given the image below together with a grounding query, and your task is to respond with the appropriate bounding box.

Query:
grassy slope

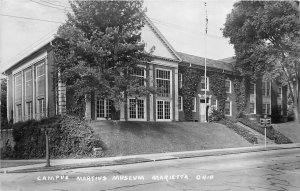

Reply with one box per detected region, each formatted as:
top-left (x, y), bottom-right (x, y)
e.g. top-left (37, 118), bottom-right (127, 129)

top-left (90, 121), bottom-right (251, 157)
top-left (272, 121), bottom-right (300, 143)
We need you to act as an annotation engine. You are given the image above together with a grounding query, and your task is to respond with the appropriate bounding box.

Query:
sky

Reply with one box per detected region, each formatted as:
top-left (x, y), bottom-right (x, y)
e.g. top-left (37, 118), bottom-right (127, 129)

top-left (0, 0), bottom-right (237, 74)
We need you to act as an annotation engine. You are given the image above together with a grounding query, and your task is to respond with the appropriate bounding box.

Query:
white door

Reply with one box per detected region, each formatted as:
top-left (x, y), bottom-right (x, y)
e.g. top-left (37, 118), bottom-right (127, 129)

top-left (199, 99), bottom-right (206, 122)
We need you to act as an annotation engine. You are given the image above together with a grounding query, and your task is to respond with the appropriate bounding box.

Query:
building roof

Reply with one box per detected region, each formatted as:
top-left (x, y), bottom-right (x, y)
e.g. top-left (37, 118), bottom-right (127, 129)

top-left (176, 52), bottom-right (234, 72)
top-left (218, 56), bottom-right (236, 64)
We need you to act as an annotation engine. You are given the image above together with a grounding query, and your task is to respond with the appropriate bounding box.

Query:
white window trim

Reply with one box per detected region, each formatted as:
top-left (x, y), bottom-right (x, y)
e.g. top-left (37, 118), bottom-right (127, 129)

top-left (24, 69), bottom-right (32, 99)
top-left (156, 100), bottom-right (172, 121)
top-left (36, 62), bottom-right (45, 97)
top-left (263, 81), bottom-right (271, 97)
top-left (278, 86), bottom-right (282, 99)
top-left (226, 79), bottom-right (231, 93)
top-left (192, 97), bottom-right (196, 112)
top-left (156, 68), bottom-right (172, 98)
top-left (225, 100), bottom-right (232, 116)
top-left (14, 73), bottom-right (22, 103)
top-left (179, 73), bottom-right (183, 89)
top-left (201, 76), bottom-right (209, 91)
top-left (95, 99), bottom-right (112, 120)
top-left (249, 102), bottom-right (256, 114)
top-left (131, 66), bottom-right (146, 86)
top-left (178, 96), bottom-right (183, 111)
top-left (212, 99), bottom-right (218, 110)
top-left (127, 97), bottom-right (147, 121)
top-left (262, 103), bottom-right (271, 115)
top-left (250, 83), bottom-right (256, 95)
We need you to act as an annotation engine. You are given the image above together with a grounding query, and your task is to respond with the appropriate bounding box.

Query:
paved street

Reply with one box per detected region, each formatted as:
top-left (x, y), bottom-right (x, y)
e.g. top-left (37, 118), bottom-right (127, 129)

top-left (1, 148), bottom-right (300, 191)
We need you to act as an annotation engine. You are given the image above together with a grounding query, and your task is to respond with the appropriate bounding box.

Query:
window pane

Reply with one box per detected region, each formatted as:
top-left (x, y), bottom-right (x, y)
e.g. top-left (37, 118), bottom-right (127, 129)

top-left (250, 103), bottom-right (255, 113)
top-left (164, 101), bottom-right (171, 119)
top-left (137, 99), bottom-right (144, 119)
top-left (156, 69), bottom-right (171, 97)
top-left (157, 101), bottom-right (164, 119)
top-left (178, 96), bottom-right (182, 110)
top-left (129, 99), bottom-right (136, 119)
top-left (225, 80), bottom-right (231, 92)
top-left (225, 101), bottom-right (230, 115)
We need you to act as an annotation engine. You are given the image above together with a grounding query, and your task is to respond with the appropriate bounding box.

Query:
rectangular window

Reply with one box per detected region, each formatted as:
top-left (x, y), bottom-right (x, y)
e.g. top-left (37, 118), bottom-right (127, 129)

top-left (16, 104), bottom-right (22, 122)
top-left (278, 87), bottom-right (282, 98)
top-left (128, 98), bottom-right (145, 119)
top-left (211, 99), bottom-right (218, 110)
top-left (96, 99), bottom-right (112, 119)
top-left (157, 100), bottom-right (171, 120)
top-left (156, 69), bottom-right (171, 97)
top-left (250, 102), bottom-right (255, 114)
top-left (201, 76), bottom-right (209, 91)
top-left (178, 96), bottom-right (183, 111)
top-left (131, 67), bottom-right (145, 86)
top-left (250, 83), bottom-right (256, 95)
top-left (262, 81), bottom-right (271, 96)
top-left (25, 69), bottom-right (33, 99)
top-left (38, 98), bottom-right (46, 119)
top-left (36, 63), bottom-right (45, 97)
top-left (26, 101), bottom-right (33, 120)
top-left (262, 103), bottom-right (271, 115)
top-left (225, 101), bottom-right (231, 116)
top-left (179, 73), bottom-right (183, 88)
top-left (14, 74), bottom-right (22, 103)
top-left (225, 80), bottom-right (231, 93)
top-left (192, 97), bottom-right (196, 112)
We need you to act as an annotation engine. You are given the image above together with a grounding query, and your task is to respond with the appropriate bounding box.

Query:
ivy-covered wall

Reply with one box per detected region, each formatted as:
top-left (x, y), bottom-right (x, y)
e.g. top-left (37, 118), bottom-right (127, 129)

top-left (178, 65), bottom-right (242, 121)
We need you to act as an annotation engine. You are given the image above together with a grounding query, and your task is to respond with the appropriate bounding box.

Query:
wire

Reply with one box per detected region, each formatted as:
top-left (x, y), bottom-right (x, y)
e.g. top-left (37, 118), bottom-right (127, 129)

top-left (30, 0), bottom-right (70, 12)
top-left (0, 14), bottom-right (64, 24)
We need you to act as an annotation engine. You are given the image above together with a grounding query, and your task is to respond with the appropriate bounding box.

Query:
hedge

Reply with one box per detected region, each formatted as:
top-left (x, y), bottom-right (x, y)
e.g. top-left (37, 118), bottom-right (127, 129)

top-left (219, 119), bottom-right (258, 144)
top-left (1, 115), bottom-right (106, 159)
top-left (238, 118), bottom-right (293, 144)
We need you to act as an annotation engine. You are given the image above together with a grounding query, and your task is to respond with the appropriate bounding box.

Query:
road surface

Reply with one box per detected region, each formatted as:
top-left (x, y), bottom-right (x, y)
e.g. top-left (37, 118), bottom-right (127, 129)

top-left (1, 148), bottom-right (300, 191)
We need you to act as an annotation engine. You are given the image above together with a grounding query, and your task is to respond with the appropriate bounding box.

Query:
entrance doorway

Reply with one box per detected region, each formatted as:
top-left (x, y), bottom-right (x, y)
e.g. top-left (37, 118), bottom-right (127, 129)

top-left (199, 97), bottom-right (210, 122)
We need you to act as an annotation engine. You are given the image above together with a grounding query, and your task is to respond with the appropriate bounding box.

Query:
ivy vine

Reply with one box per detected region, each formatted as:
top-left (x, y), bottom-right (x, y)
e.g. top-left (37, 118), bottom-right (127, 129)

top-left (179, 66), bottom-right (202, 120)
top-left (210, 73), bottom-right (227, 114)
top-left (233, 77), bottom-right (250, 117)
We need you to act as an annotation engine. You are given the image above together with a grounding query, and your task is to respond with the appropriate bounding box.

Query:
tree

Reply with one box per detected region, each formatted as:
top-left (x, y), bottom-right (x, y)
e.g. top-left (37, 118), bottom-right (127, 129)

top-left (223, 1), bottom-right (300, 123)
top-left (53, 0), bottom-right (153, 116)
top-left (1, 78), bottom-right (8, 129)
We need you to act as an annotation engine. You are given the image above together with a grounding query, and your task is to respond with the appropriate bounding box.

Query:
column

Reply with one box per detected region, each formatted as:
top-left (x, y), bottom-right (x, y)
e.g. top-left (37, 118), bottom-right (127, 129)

top-left (174, 67), bottom-right (179, 121)
top-left (149, 64), bottom-right (154, 121)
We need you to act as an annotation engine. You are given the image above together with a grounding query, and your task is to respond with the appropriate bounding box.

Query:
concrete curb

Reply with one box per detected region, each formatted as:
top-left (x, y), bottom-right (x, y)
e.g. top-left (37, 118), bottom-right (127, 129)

top-left (1, 143), bottom-right (300, 173)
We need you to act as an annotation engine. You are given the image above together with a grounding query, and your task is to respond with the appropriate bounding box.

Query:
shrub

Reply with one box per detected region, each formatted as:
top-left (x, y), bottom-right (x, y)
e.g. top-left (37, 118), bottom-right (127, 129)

top-left (208, 108), bottom-right (225, 122)
top-left (219, 119), bottom-right (258, 144)
top-left (238, 118), bottom-right (293, 144)
top-left (10, 115), bottom-right (105, 159)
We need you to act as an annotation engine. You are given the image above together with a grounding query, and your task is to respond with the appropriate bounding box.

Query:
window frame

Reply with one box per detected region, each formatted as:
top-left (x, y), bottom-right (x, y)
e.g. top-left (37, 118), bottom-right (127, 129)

top-left (225, 79), bottom-right (231, 93)
top-left (192, 97), bottom-right (196, 112)
top-left (179, 73), bottom-right (183, 89)
top-left (178, 96), bottom-right (183, 111)
top-left (262, 81), bottom-right (271, 96)
top-left (36, 62), bottom-right (45, 97)
top-left (200, 76), bottom-right (209, 91)
top-left (156, 100), bottom-right (172, 121)
top-left (156, 68), bottom-right (172, 98)
top-left (262, 103), bottom-right (271, 115)
top-left (249, 102), bottom-right (256, 114)
top-left (224, 100), bottom-right (232, 116)
top-left (128, 98), bottom-right (146, 121)
top-left (131, 66), bottom-right (146, 86)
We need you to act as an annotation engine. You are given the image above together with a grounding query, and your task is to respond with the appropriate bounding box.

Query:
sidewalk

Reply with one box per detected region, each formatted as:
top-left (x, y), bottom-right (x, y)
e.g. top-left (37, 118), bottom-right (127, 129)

top-left (1, 143), bottom-right (300, 173)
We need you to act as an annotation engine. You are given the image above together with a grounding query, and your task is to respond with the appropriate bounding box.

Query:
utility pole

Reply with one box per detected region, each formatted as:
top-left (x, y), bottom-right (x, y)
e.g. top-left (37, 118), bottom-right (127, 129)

top-left (204, 2), bottom-right (208, 122)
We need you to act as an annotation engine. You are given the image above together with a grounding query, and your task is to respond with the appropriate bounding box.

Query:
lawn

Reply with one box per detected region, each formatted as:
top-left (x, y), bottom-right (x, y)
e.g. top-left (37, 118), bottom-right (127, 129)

top-left (272, 121), bottom-right (300, 143)
top-left (90, 121), bottom-right (251, 157)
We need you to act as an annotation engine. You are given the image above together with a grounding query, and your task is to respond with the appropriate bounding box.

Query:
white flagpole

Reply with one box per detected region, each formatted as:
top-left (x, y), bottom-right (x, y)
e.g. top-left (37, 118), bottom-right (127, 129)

top-left (204, 2), bottom-right (208, 122)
